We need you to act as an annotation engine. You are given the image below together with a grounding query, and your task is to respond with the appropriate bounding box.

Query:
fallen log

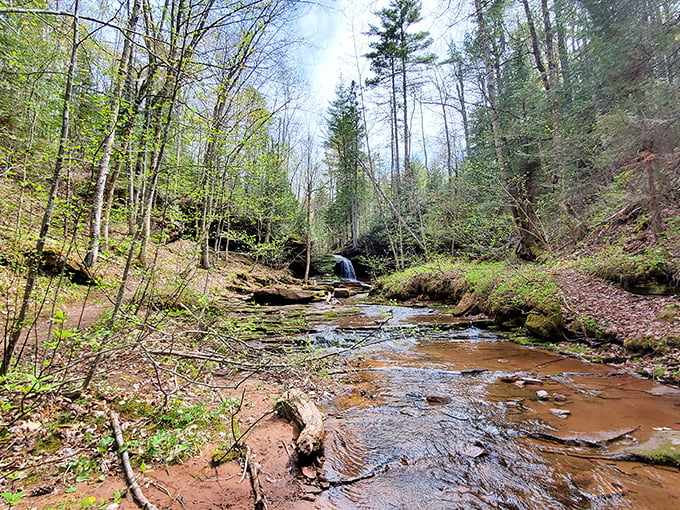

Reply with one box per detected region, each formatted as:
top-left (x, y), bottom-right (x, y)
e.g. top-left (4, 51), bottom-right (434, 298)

top-left (276, 389), bottom-right (324, 458)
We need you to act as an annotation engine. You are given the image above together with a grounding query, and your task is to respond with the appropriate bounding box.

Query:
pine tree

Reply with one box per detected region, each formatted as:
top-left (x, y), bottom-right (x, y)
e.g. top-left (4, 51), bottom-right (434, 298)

top-left (326, 81), bottom-right (365, 250)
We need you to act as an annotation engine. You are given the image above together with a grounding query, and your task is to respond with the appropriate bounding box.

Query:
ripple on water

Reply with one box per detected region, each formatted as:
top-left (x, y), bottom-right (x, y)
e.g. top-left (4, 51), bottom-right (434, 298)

top-left (318, 318), bottom-right (680, 510)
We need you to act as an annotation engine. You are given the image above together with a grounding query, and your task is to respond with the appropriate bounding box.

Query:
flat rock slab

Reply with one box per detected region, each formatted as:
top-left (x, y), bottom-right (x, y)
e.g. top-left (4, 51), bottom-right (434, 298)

top-left (646, 385), bottom-right (680, 397)
top-left (252, 287), bottom-right (324, 305)
top-left (530, 427), bottom-right (637, 447)
top-left (616, 430), bottom-right (680, 467)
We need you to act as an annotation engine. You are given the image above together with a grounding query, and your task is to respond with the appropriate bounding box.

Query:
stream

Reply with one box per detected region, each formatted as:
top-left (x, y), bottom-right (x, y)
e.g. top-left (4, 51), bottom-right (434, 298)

top-left (308, 304), bottom-right (680, 510)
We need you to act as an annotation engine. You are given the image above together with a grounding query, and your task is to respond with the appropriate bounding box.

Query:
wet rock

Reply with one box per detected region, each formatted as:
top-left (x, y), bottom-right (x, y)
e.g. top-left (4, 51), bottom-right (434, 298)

top-left (301, 466), bottom-right (317, 479)
top-left (549, 408), bottom-right (571, 419)
top-left (536, 390), bottom-right (549, 400)
top-left (252, 286), bottom-right (324, 305)
top-left (646, 385), bottom-right (680, 397)
top-left (458, 445), bottom-right (490, 458)
top-left (505, 399), bottom-right (524, 409)
top-left (333, 287), bottom-right (352, 299)
top-left (529, 427), bottom-right (638, 447)
top-left (453, 293), bottom-right (479, 316)
top-left (616, 430), bottom-right (680, 467)
top-left (461, 368), bottom-right (488, 376)
top-left (525, 312), bottom-right (563, 339)
top-left (426, 395), bottom-right (452, 405)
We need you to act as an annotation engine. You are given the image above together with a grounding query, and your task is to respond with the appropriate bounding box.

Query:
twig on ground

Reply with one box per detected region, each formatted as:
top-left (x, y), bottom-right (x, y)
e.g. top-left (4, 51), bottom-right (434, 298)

top-left (247, 452), bottom-right (267, 510)
top-left (110, 410), bottom-right (159, 510)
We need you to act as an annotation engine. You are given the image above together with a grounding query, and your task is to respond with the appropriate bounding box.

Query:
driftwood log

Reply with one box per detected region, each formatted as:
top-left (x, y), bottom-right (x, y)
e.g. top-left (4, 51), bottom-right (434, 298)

top-left (276, 389), bottom-right (325, 458)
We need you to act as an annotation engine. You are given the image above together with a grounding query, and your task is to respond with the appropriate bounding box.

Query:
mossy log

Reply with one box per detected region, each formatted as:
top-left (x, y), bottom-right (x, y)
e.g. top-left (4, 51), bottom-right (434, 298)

top-left (276, 389), bottom-right (324, 458)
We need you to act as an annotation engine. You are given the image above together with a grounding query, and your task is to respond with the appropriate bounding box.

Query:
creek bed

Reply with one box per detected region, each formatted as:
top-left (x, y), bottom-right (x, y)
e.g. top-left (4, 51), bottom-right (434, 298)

top-left (310, 305), bottom-right (680, 510)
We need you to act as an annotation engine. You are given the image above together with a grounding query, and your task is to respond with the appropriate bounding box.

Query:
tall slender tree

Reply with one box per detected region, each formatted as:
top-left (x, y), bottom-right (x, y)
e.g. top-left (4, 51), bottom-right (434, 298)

top-left (326, 81), bottom-right (365, 250)
top-left (365, 0), bottom-right (435, 202)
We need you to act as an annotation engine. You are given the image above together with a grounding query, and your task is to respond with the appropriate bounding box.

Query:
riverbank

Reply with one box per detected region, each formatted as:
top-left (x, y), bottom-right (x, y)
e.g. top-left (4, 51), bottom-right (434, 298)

top-left (2, 246), bottom-right (679, 509)
top-left (375, 260), bottom-right (680, 384)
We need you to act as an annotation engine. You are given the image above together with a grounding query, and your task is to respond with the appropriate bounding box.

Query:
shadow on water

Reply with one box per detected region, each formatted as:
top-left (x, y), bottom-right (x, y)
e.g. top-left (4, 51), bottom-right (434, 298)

top-left (309, 305), bottom-right (680, 510)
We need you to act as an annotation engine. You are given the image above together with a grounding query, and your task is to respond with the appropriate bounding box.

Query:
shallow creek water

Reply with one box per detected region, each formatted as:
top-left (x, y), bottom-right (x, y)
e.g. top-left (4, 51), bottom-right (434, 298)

top-left (309, 305), bottom-right (680, 510)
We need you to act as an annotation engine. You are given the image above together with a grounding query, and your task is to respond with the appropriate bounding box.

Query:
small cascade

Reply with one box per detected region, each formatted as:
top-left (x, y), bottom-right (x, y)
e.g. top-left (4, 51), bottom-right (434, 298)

top-left (333, 254), bottom-right (357, 281)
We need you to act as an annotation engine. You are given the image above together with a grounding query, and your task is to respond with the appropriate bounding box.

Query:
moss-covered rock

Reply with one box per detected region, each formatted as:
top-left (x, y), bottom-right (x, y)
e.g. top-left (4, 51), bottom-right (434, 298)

top-left (376, 260), bottom-right (565, 332)
top-left (624, 335), bottom-right (678, 354)
top-left (525, 313), bottom-right (563, 340)
top-left (658, 304), bottom-right (679, 323)
top-left (617, 430), bottom-right (680, 467)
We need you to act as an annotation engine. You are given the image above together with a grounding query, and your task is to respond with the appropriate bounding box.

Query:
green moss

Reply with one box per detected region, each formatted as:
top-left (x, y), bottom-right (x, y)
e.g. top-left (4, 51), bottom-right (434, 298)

top-left (525, 313), bottom-right (563, 339)
top-left (658, 305), bottom-right (679, 323)
top-left (116, 398), bottom-right (155, 418)
top-left (621, 431), bottom-right (680, 467)
top-left (577, 245), bottom-right (678, 291)
top-left (377, 259), bottom-right (564, 333)
top-left (624, 336), bottom-right (670, 354)
top-left (32, 433), bottom-right (63, 454)
top-left (570, 314), bottom-right (607, 338)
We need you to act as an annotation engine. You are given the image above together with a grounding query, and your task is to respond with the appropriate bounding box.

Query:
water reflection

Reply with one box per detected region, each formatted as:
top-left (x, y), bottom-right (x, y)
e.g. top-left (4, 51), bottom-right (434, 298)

top-left (314, 314), bottom-right (680, 510)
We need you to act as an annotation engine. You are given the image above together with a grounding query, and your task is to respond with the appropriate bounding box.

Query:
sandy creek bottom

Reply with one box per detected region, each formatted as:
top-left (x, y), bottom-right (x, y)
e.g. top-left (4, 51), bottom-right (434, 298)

top-left (308, 305), bottom-right (680, 510)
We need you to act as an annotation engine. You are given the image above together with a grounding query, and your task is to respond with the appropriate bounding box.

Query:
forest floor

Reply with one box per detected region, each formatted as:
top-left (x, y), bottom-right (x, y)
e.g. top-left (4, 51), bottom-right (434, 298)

top-left (555, 268), bottom-right (680, 380)
top-left (2, 240), bottom-right (679, 510)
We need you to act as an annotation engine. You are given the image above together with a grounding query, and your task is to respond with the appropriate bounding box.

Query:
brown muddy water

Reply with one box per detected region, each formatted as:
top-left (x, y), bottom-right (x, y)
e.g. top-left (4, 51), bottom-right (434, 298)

top-left (309, 305), bottom-right (680, 510)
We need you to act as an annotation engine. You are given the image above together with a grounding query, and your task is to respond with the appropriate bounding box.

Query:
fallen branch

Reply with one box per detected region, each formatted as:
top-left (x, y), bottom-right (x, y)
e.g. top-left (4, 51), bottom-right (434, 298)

top-left (247, 453), bottom-right (267, 510)
top-left (110, 411), bottom-right (159, 510)
top-left (146, 349), bottom-right (286, 370)
top-left (326, 471), bottom-right (376, 487)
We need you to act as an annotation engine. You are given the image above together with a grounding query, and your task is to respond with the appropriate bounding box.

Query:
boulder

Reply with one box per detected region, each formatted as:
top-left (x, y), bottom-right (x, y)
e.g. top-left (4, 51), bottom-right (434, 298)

top-left (252, 287), bottom-right (324, 305)
top-left (453, 293), bottom-right (478, 316)
top-left (40, 250), bottom-right (97, 285)
top-left (333, 287), bottom-right (352, 299)
top-left (525, 312), bottom-right (562, 339)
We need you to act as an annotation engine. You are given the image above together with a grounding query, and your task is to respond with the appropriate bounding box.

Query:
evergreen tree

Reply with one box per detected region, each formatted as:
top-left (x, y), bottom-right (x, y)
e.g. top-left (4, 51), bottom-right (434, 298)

top-left (325, 81), bottom-right (365, 250)
top-left (364, 0), bottom-right (436, 202)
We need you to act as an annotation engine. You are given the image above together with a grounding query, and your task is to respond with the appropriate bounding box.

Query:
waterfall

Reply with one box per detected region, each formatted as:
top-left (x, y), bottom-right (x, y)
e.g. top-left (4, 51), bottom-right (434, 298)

top-left (333, 255), bottom-right (357, 281)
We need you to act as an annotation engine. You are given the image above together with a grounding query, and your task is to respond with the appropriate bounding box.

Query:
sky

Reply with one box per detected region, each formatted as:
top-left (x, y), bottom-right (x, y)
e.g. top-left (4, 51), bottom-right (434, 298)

top-left (291, 0), bottom-right (471, 143)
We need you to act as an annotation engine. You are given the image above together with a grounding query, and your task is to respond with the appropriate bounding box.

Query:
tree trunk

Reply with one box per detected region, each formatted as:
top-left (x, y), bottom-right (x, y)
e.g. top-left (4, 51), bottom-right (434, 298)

top-left (304, 178), bottom-right (312, 282)
top-left (473, 0), bottom-right (505, 171)
top-left (84, 0), bottom-right (141, 267)
top-left (390, 59), bottom-right (400, 192)
top-left (402, 53), bottom-right (411, 194)
top-left (554, 0), bottom-right (571, 97)
top-left (2, 0), bottom-right (79, 375)
top-left (454, 61), bottom-right (470, 153)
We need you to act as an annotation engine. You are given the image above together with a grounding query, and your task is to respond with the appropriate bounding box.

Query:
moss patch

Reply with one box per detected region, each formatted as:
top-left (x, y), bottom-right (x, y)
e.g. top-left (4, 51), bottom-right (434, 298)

top-left (618, 430), bottom-right (680, 467)
top-left (525, 313), bottom-right (563, 340)
top-left (376, 259), bottom-right (565, 336)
